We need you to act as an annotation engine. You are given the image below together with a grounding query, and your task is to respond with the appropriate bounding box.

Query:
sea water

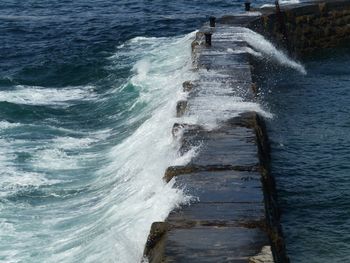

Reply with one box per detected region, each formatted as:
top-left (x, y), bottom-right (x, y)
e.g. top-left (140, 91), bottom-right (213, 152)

top-left (262, 47), bottom-right (350, 263)
top-left (0, 0), bottom-right (327, 262)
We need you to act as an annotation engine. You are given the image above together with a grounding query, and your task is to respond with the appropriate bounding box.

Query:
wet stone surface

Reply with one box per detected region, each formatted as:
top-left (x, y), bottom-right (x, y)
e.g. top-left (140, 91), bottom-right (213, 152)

top-left (143, 17), bottom-right (275, 263)
top-left (197, 54), bottom-right (249, 69)
top-left (173, 170), bottom-right (263, 203)
top-left (144, 0), bottom-right (350, 260)
top-left (168, 202), bottom-right (265, 223)
top-left (186, 80), bottom-right (254, 101)
top-left (162, 226), bottom-right (269, 263)
top-left (180, 125), bottom-right (259, 167)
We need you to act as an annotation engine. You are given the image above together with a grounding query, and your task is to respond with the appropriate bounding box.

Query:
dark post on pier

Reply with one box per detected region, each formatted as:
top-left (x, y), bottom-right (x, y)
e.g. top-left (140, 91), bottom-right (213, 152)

top-left (204, 32), bottom-right (212, 46)
top-left (245, 1), bottom-right (251, 11)
top-left (209, 16), bottom-right (216, 27)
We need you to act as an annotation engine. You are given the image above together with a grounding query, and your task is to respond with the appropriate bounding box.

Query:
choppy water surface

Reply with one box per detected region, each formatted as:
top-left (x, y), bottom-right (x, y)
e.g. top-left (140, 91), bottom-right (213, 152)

top-left (264, 47), bottom-right (350, 263)
top-left (1, 0), bottom-right (278, 262)
top-left (2, 0), bottom-right (336, 262)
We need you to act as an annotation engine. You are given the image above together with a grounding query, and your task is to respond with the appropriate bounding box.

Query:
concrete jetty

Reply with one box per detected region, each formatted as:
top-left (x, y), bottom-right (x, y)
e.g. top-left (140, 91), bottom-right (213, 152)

top-left (142, 1), bottom-right (350, 262)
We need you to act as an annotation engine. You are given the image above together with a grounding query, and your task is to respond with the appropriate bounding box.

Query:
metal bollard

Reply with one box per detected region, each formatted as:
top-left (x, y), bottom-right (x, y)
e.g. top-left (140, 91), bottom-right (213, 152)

top-left (204, 32), bottom-right (212, 46)
top-left (209, 16), bottom-right (216, 27)
top-left (245, 1), bottom-right (251, 11)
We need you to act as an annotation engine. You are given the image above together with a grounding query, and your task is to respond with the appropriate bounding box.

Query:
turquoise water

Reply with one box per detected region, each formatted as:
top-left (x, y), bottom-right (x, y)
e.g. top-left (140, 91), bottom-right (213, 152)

top-left (264, 47), bottom-right (350, 262)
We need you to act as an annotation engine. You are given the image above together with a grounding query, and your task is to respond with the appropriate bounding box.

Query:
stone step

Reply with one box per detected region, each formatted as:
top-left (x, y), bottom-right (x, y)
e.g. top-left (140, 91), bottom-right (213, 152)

top-left (168, 202), bottom-right (264, 223)
top-left (180, 125), bottom-right (259, 167)
top-left (172, 170), bottom-right (263, 203)
top-left (146, 224), bottom-right (269, 263)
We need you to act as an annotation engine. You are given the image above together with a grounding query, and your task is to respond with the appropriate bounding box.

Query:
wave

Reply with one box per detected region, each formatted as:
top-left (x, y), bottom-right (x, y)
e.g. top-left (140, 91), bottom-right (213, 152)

top-left (0, 31), bottom-right (197, 263)
top-left (0, 85), bottom-right (96, 106)
top-left (68, 31), bottom-right (198, 263)
top-left (261, 0), bottom-right (300, 8)
top-left (235, 27), bottom-right (307, 74)
top-left (0, 120), bottom-right (20, 130)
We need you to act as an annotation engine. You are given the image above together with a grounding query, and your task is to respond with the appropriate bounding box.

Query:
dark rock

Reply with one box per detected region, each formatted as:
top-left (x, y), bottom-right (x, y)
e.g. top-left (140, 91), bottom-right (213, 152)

top-left (143, 222), bottom-right (169, 263)
top-left (182, 81), bottom-right (194, 92)
top-left (176, 100), bottom-right (188, 117)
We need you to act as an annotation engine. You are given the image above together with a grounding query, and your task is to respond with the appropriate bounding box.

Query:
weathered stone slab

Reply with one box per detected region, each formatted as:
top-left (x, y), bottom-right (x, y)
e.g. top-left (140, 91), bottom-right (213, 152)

top-left (164, 164), bottom-right (259, 183)
top-left (198, 53), bottom-right (248, 64)
top-left (188, 79), bottom-right (253, 95)
top-left (168, 202), bottom-right (265, 223)
top-left (185, 82), bottom-right (254, 107)
top-left (219, 15), bottom-right (262, 26)
top-left (181, 126), bottom-right (259, 167)
top-left (174, 170), bottom-right (263, 203)
top-left (185, 82), bottom-right (255, 102)
top-left (197, 58), bottom-right (251, 71)
top-left (199, 69), bottom-right (252, 83)
top-left (162, 226), bottom-right (269, 263)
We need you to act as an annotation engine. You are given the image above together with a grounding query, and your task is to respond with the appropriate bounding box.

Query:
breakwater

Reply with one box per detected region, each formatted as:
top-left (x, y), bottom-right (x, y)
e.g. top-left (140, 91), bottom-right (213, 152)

top-left (142, 1), bottom-right (350, 262)
top-left (248, 0), bottom-right (350, 54)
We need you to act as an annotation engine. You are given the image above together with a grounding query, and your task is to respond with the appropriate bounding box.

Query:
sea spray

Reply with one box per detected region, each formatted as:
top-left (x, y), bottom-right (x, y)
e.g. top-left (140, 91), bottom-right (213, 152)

top-left (261, 0), bottom-right (300, 8)
top-left (280, 0), bottom-right (300, 4)
top-left (235, 27), bottom-right (307, 74)
top-left (0, 32), bottom-right (197, 263)
top-left (215, 27), bottom-right (306, 74)
top-left (181, 27), bottom-right (274, 129)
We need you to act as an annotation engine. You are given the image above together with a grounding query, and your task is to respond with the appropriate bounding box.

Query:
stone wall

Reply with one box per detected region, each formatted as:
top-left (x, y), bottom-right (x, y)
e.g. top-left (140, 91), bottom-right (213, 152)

top-left (250, 0), bottom-right (350, 55)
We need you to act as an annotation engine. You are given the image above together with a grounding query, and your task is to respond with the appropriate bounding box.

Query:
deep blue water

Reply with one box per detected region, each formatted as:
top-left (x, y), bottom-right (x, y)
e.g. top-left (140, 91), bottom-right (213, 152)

top-left (264, 47), bottom-right (350, 263)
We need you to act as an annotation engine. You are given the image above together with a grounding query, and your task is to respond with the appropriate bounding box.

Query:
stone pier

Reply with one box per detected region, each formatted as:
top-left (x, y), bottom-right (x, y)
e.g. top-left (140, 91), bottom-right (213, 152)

top-left (142, 0), bottom-right (350, 262)
top-left (143, 16), bottom-right (287, 263)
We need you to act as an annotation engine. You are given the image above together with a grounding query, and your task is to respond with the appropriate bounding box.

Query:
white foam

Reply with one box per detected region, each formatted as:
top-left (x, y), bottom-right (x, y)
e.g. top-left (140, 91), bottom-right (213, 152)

top-left (37, 31), bottom-right (198, 263)
top-left (261, 0), bottom-right (300, 8)
top-left (235, 27), bottom-right (306, 74)
top-left (32, 149), bottom-right (82, 170)
top-left (0, 85), bottom-right (96, 106)
top-left (280, 0), bottom-right (300, 4)
top-left (52, 137), bottom-right (98, 150)
top-left (211, 27), bottom-right (306, 74)
top-left (227, 47), bottom-right (263, 57)
top-left (0, 121), bottom-right (20, 130)
top-left (0, 139), bottom-right (60, 198)
top-left (185, 94), bottom-right (272, 129)
top-left (0, 170), bottom-right (59, 197)
top-left (30, 135), bottom-right (102, 171)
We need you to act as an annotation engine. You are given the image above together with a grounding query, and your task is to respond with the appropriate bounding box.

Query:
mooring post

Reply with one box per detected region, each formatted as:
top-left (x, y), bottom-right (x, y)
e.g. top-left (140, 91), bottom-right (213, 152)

top-left (275, 0), bottom-right (290, 50)
top-left (204, 32), bottom-right (212, 46)
top-left (275, 0), bottom-right (281, 13)
top-left (209, 16), bottom-right (216, 27)
top-left (245, 1), bottom-right (251, 11)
